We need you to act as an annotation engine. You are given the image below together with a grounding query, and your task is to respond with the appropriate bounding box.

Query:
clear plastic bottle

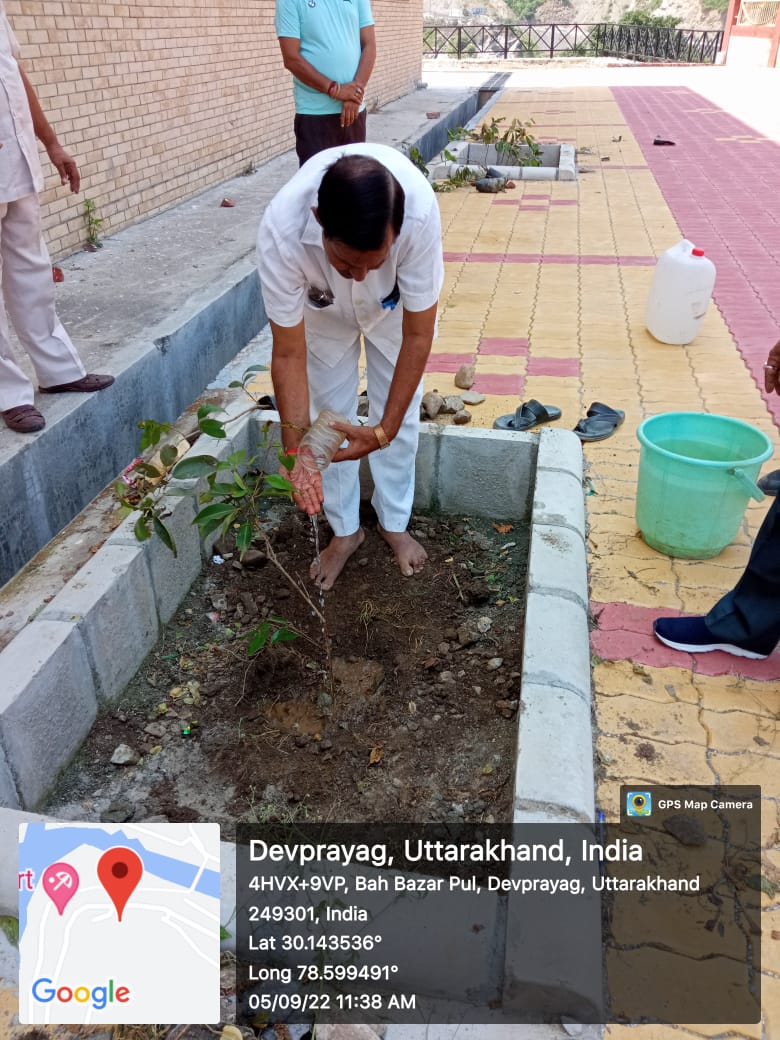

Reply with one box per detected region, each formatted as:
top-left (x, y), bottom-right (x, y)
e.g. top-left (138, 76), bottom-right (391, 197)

top-left (297, 409), bottom-right (348, 471)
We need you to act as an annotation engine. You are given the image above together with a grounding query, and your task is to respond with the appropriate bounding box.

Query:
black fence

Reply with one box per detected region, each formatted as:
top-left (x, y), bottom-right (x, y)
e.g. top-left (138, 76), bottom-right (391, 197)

top-left (423, 23), bottom-right (724, 64)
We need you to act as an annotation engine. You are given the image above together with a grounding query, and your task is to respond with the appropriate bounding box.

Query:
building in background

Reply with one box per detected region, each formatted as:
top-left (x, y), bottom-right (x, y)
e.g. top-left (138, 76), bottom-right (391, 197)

top-left (8, 0), bottom-right (424, 257)
top-left (720, 0), bottom-right (780, 65)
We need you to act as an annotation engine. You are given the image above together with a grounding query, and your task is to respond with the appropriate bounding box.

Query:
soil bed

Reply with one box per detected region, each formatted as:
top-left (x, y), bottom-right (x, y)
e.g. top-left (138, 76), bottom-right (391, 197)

top-left (45, 507), bottom-right (528, 839)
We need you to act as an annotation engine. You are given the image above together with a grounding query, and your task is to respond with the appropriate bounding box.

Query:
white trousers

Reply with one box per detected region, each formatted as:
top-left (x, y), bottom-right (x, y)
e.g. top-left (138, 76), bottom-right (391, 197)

top-left (307, 335), bottom-right (423, 537)
top-left (0, 193), bottom-right (85, 410)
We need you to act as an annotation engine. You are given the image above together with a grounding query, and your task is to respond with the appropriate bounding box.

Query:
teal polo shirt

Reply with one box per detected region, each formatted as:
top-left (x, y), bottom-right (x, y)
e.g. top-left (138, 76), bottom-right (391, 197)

top-left (276, 0), bottom-right (374, 116)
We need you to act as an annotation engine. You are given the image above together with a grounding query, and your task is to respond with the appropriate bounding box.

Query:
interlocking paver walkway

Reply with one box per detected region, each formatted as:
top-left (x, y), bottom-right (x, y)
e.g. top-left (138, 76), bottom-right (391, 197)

top-left (248, 73), bottom-right (779, 1035)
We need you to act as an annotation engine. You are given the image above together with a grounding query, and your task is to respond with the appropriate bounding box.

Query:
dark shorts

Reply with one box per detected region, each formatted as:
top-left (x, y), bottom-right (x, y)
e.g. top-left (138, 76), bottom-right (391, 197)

top-left (294, 110), bottom-right (368, 167)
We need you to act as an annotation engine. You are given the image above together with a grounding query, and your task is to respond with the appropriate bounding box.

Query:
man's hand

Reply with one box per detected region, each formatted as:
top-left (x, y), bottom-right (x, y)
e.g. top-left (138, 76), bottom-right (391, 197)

top-left (340, 79), bottom-right (364, 104)
top-left (340, 100), bottom-right (360, 129)
top-left (285, 458), bottom-right (324, 516)
top-left (46, 141), bottom-right (80, 193)
top-left (764, 339), bottom-right (780, 397)
top-left (330, 422), bottom-right (387, 461)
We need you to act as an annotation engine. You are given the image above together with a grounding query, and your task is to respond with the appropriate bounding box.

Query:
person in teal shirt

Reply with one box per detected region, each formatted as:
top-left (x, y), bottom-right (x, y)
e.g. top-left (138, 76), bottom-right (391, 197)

top-left (276, 0), bottom-right (376, 166)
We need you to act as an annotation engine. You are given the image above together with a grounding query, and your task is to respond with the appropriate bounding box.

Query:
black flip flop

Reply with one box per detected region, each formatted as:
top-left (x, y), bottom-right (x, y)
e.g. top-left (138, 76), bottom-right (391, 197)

top-left (573, 401), bottom-right (625, 442)
top-left (493, 400), bottom-right (562, 432)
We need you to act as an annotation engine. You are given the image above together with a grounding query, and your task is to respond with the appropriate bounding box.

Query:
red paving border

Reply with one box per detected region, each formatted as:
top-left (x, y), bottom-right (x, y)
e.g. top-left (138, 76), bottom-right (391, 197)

top-left (591, 601), bottom-right (780, 680)
top-left (612, 85), bottom-right (780, 427)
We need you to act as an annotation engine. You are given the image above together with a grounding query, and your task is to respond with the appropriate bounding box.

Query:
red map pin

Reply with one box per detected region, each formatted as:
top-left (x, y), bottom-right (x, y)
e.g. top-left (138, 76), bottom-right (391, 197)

top-left (97, 847), bottom-right (143, 922)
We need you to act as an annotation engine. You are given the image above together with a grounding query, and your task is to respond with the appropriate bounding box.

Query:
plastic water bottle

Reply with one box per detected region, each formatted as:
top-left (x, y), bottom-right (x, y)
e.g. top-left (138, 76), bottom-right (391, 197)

top-left (645, 239), bottom-right (716, 345)
top-left (298, 409), bottom-right (348, 471)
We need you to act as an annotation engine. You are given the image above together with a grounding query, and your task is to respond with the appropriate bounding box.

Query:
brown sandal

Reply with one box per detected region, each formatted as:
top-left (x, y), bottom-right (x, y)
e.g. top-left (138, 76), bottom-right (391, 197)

top-left (40, 373), bottom-right (115, 394)
top-left (2, 405), bottom-right (46, 433)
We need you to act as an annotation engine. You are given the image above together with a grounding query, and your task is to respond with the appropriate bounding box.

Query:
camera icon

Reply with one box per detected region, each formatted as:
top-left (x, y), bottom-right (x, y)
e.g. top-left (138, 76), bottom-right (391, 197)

top-left (626, 791), bottom-right (652, 817)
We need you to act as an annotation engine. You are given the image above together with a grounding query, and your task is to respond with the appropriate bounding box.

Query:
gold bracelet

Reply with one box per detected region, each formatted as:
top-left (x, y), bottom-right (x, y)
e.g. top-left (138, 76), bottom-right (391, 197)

top-left (374, 423), bottom-right (390, 450)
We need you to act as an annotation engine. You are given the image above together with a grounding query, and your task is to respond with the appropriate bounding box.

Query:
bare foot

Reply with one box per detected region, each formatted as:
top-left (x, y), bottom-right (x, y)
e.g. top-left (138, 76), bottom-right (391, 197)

top-left (310, 529), bottom-right (365, 591)
top-left (378, 526), bottom-right (428, 578)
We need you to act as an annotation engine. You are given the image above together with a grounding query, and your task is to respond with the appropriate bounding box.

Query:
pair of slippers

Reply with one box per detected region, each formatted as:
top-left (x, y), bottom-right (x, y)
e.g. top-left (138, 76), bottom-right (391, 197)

top-left (493, 400), bottom-right (625, 442)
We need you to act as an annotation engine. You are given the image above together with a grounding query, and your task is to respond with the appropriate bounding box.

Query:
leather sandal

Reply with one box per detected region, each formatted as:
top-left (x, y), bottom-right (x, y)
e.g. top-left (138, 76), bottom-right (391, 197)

top-left (493, 400), bottom-right (562, 432)
top-left (573, 401), bottom-right (625, 442)
top-left (39, 373), bottom-right (115, 394)
top-left (2, 405), bottom-right (46, 433)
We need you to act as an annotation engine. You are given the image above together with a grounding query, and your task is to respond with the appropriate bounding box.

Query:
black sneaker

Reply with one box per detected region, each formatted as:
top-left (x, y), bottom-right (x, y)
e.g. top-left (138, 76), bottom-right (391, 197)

top-left (653, 617), bottom-right (772, 660)
top-left (758, 469), bottom-right (780, 496)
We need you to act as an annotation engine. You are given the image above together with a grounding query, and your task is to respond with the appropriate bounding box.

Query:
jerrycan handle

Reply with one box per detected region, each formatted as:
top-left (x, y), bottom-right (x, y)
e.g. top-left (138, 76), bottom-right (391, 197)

top-left (729, 467), bottom-right (765, 502)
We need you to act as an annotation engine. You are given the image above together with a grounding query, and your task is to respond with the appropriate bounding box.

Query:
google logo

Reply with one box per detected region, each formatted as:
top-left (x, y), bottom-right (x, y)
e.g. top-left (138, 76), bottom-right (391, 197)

top-left (31, 978), bottom-right (130, 1011)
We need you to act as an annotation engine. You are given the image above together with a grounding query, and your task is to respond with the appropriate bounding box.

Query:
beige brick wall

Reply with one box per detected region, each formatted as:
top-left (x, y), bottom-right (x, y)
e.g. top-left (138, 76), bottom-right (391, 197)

top-left (7, 0), bottom-right (423, 257)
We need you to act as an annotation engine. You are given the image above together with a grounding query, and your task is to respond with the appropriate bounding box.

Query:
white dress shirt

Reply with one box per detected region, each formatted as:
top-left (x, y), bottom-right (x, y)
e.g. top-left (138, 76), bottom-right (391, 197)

top-left (257, 142), bottom-right (443, 369)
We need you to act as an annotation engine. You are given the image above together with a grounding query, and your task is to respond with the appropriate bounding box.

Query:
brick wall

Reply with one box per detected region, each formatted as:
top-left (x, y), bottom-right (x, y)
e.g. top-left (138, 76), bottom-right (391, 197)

top-left (7, 0), bottom-right (423, 257)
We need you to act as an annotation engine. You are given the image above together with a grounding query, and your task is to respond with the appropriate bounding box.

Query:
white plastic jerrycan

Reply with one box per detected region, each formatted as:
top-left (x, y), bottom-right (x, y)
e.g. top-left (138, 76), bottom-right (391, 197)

top-left (645, 239), bottom-right (716, 345)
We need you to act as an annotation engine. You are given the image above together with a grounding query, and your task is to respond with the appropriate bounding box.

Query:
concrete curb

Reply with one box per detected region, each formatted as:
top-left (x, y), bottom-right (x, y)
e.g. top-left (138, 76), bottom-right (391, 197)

top-left (0, 261), bottom-right (266, 588)
top-left (0, 415), bottom-right (589, 823)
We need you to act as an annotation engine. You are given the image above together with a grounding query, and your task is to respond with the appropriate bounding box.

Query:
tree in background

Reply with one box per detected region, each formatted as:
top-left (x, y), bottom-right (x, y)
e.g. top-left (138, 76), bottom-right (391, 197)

top-left (619, 0), bottom-right (682, 26)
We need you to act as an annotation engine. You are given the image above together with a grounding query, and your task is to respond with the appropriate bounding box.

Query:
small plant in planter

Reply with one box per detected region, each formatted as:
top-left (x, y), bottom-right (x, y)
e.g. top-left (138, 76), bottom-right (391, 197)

top-left (434, 117), bottom-right (541, 191)
top-left (115, 367), bottom-right (334, 690)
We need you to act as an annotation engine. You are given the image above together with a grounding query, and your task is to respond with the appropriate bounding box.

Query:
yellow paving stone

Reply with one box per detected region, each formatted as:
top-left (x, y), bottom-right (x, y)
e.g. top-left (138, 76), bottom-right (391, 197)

top-left (676, 584), bottom-right (743, 615)
top-left (606, 947), bottom-right (759, 1028)
top-left (710, 749), bottom-right (780, 792)
top-left (590, 571), bottom-right (681, 609)
top-left (593, 660), bottom-right (699, 704)
top-left (700, 707), bottom-right (780, 755)
top-left (590, 548), bottom-right (677, 584)
top-left (692, 673), bottom-right (778, 716)
top-left (599, 734), bottom-right (713, 786)
top-left (762, 972), bottom-right (780, 1039)
top-left (598, 693), bottom-right (703, 745)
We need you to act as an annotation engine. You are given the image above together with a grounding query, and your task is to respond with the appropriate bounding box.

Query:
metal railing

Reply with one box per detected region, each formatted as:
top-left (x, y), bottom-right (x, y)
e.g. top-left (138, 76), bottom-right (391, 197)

top-left (423, 22), bottom-right (724, 63)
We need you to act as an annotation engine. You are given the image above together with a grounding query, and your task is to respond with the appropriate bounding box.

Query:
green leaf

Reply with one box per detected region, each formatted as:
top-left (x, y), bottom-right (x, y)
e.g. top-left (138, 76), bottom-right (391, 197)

top-left (0, 915), bottom-right (19, 947)
top-left (199, 418), bottom-right (227, 439)
top-left (228, 380), bottom-right (244, 388)
top-left (134, 516), bottom-right (151, 542)
top-left (265, 474), bottom-right (293, 493)
top-left (153, 517), bottom-right (177, 556)
top-left (138, 419), bottom-right (169, 451)
top-left (197, 403), bottom-right (224, 420)
top-left (242, 364), bottom-right (268, 377)
top-left (208, 481), bottom-right (241, 496)
top-left (270, 627), bottom-right (298, 645)
top-left (160, 444), bottom-right (179, 468)
top-left (278, 450), bottom-right (295, 472)
top-left (172, 455), bottom-right (218, 479)
top-left (227, 450), bottom-right (247, 467)
top-left (195, 502), bottom-right (238, 523)
top-left (134, 462), bottom-right (161, 479)
top-left (236, 522), bottom-right (253, 555)
top-left (233, 472), bottom-right (248, 493)
top-left (219, 924), bottom-right (232, 940)
top-left (197, 516), bottom-right (227, 539)
top-left (247, 623), bottom-right (270, 656)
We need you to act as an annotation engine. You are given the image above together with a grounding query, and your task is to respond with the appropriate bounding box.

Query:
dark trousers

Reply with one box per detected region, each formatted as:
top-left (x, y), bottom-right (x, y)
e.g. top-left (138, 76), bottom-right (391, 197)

top-left (705, 496), bottom-right (780, 653)
top-left (294, 110), bottom-right (368, 167)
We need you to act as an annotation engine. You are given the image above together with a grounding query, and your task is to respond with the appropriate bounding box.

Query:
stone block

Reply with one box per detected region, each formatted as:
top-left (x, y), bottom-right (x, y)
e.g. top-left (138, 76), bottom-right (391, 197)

top-left (527, 523), bottom-right (588, 611)
top-left (514, 682), bottom-right (595, 821)
top-left (558, 143), bottom-right (577, 181)
top-left (437, 426), bottom-right (535, 519)
top-left (522, 591), bottom-right (591, 702)
top-left (0, 621), bottom-right (97, 808)
top-left (536, 427), bottom-right (583, 482)
top-left (109, 487), bottom-right (200, 624)
top-left (40, 544), bottom-right (158, 704)
top-left (532, 468), bottom-right (586, 535)
top-left (0, 747), bottom-right (19, 810)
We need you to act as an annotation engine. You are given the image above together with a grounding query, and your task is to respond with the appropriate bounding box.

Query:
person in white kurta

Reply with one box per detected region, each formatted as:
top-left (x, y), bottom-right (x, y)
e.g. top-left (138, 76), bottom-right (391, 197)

top-left (256, 143), bottom-right (444, 590)
top-left (0, 2), bottom-right (113, 433)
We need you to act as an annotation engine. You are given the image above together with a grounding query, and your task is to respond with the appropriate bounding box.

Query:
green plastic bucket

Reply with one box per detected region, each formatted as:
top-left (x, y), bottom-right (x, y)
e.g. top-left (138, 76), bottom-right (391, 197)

top-left (636, 412), bottom-right (772, 559)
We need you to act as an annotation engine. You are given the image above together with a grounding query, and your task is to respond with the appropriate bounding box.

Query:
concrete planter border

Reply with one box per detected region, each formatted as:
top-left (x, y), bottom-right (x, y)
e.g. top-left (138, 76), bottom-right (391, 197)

top-left (0, 413), bottom-right (590, 827)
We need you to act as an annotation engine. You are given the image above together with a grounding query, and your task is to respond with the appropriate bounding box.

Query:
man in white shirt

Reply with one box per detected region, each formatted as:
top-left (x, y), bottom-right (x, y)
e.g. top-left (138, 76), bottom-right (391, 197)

top-left (0, 2), bottom-right (113, 434)
top-left (257, 143), bottom-right (444, 590)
